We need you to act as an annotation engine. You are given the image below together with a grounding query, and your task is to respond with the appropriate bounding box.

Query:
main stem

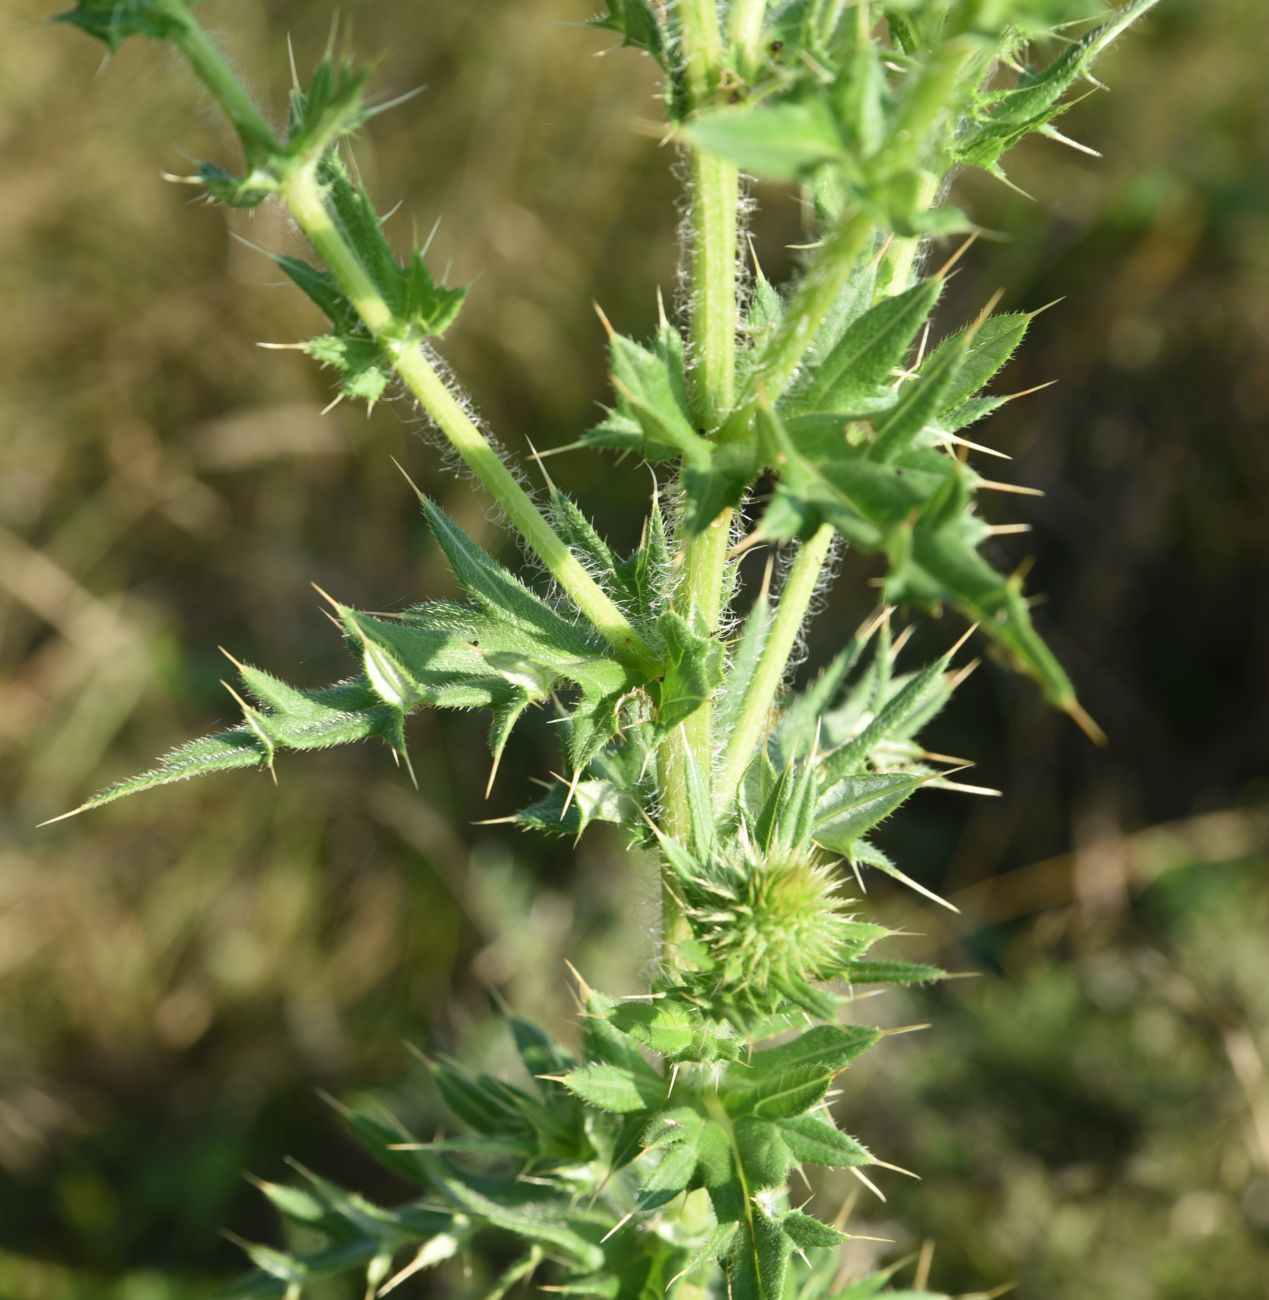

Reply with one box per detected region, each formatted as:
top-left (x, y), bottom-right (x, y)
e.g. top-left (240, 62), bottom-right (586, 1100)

top-left (663, 0), bottom-right (740, 894)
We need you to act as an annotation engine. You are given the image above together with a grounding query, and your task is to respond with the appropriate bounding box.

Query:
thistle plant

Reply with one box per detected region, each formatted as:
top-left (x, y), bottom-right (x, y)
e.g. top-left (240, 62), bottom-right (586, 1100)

top-left (48, 0), bottom-right (1158, 1295)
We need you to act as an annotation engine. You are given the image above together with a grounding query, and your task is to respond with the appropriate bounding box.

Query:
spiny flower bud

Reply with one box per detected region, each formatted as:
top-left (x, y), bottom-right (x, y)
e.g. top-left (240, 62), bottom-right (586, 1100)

top-left (688, 849), bottom-right (855, 1005)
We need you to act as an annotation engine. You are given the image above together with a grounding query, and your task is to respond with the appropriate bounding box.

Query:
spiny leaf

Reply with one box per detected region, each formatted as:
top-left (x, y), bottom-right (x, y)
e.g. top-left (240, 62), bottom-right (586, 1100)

top-left (655, 610), bottom-right (725, 732)
top-left (925, 310), bottom-right (1034, 417)
top-left (723, 1202), bottom-right (792, 1300)
top-left (549, 491), bottom-right (628, 603)
top-left (722, 1025), bottom-right (880, 1120)
top-left (813, 771), bottom-right (928, 851)
top-left (273, 158), bottom-right (464, 406)
top-left (845, 959), bottom-right (945, 985)
top-left (787, 278), bottom-right (943, 417)
top-left (560, 1062), bottom-right (665, 1115)
top-left (777, 1113), bottom-right (872, 1169)
top-left (511, 1018), bottom-right (577, 1095)
top-left (868, 332), bottom-right (969, 462)
top-left (958, 0), bottom-right (1160, 173)
top-left (419, 499), bottom-right (602, 655)
top-left (637, 1111), bottom-right (705, 1210)
top-left (417, 1155), bottom-right (605, 1272)
top-left (755, 398), bottom-right (1077, 708)
top-left (589, 324), bottom-right (707, 462)
top-left (715, 593), bottom-right (773, 750)
top-left (589, 0), bottom-right (666, 61)
top-left (511, 774), bottom-right (632, 838)
top-left (780, 1210), bottom-right (849, 1250)
top-left (286, 57), bottom-right (370, 164)
top-left (53, 0), bottom-right (192, 52)
top-left (62, 729), bottom-right (267, 814)
top-left (610, 999), bottom-right (700, 1060)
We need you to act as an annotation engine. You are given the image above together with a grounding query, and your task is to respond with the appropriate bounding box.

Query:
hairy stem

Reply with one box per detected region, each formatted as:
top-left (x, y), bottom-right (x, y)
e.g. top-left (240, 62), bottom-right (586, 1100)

top-left (162, 17), bottom-right (659, 680)
top-left (715, 524), bottom-right (834, 807)
top-left (282, 165), bottom-right (660, 678)
top-left (663, 0), bottom-right (741, 869)
top-left (171, 10), bottom-right (279, 166)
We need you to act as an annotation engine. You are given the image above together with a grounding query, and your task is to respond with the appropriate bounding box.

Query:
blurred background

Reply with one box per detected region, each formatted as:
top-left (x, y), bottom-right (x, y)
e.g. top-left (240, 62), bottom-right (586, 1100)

top-left (2, 1), bottom-right (1266, 1296)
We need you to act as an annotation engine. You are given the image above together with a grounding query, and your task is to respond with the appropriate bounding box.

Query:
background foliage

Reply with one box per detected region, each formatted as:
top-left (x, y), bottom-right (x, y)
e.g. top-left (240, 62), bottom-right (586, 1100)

top-left (2, 0), bottom-right (1266, 1295)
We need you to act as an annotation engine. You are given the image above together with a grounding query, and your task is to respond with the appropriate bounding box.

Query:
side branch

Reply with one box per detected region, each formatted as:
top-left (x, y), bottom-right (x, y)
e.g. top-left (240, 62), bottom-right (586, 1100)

top-left (715, 524), bottom-right (834, 808)
top-left (161, 17), bottom-right (660, 680)
top-left (283, 165), bottom-right (660, 679)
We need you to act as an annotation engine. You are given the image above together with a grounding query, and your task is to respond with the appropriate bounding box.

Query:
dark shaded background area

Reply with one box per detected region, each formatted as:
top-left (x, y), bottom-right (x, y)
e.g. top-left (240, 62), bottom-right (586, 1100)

top-left (1, 1), bottom-right (1265, 1296)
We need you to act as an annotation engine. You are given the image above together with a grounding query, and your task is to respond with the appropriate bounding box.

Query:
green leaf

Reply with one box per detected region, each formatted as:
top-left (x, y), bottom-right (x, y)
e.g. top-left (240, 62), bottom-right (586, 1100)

top-left (655, 611), bottom-right (725, 731)
top-left (771, 628), bottom-right (879, 762)
top-left (844, 959), bottom-right (945, 985)
top-left (418, 1155), bottom-right (605, 1272)
top-left (814, 772), bottom-right (928, 852)
top-left (723, 1025), bottom-right (880, 1120)
top-left (71, 504), bottom-right (638, 811)
top-left (925, 310), bottom-right (1033, 416)
top-left (591, 326), bottom-right (708, 462)
top-left (777, 1113), bottom-right (872, 1168)
top-left (286, 57), bottom-right (370, 164)
top-left (755, 398), bottom-right (1078, 708)
top-left (561, 1062), bottom-right (665, 1114)
top-left (276, 240), bottom-right (463, 409)
top-left (53, 0), bottom-right (192, 51)
top-left (430, 1059), bottom-right (536, 1139)
top-left (780, 1211), bottom-right (848, 1250)
top-left (733, 1115), bottom-right (792, 1190)
top-left (398, 251), bottom-right (467, 336)
top-left (638, 1110), bottom-right (704, 1209)
top-left (686, 99), bottom-right (845, 180)
top-left (549, 492), bottom-right (628, 602)
top-left (715, 594), bottom-right (772, 750)
top-left (511, 1018), bottom-right (576, 1095)
top-left (868, 331), bottom-right (969, 462)
top-left (724, 1203), bottom-right (792, 1300)
top-left (304, 331), bottom-right (391, 407)
top-left (274, 159), bottom-right (465, 408)
top-left (900, 506), bottom-right (1077, 708)
top-left (610, 1000), bottom-right (699, 1059)
top-left (958, 0), bottom-right (1161, 173)
top-left (754, 758), bottom-right (819, 858)
top-left (787, 279), bottom-right (942, 417)
top-left (511, 774), bottom-right (633, 838)
top-left (65, 729), bottom-right (267, 813)
top-left (590, 0), bottom-right (665, 60)
top-left (819, 656), bottom-right (951, 782)
top-left (420, 500), bottom-right (599, 655)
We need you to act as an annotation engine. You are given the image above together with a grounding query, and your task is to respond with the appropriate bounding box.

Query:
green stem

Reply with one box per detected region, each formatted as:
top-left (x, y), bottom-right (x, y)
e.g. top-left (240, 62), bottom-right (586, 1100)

top-left (715, 524), bottom-right (834, 807)
top-left (729, 0), bottom-right (769, 81)
top-left (663, 0), bottom-right (741, 864)
top-left (678, 0), bottom-right (725, 106)
top-left (170, 15), bottom-right (279, 166)
top-left (746, 208), bottom-right (874, 407)
top-left (282, 165), bottom-right (660, 679)
top-left (811, 0), bottom-right (850, 45)
top-left (162, 14), bottom-right (658, 681)
top-left (690, 150), bottom-right (740, 429)
top-left (880, 170), bottom-right (942, 296)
